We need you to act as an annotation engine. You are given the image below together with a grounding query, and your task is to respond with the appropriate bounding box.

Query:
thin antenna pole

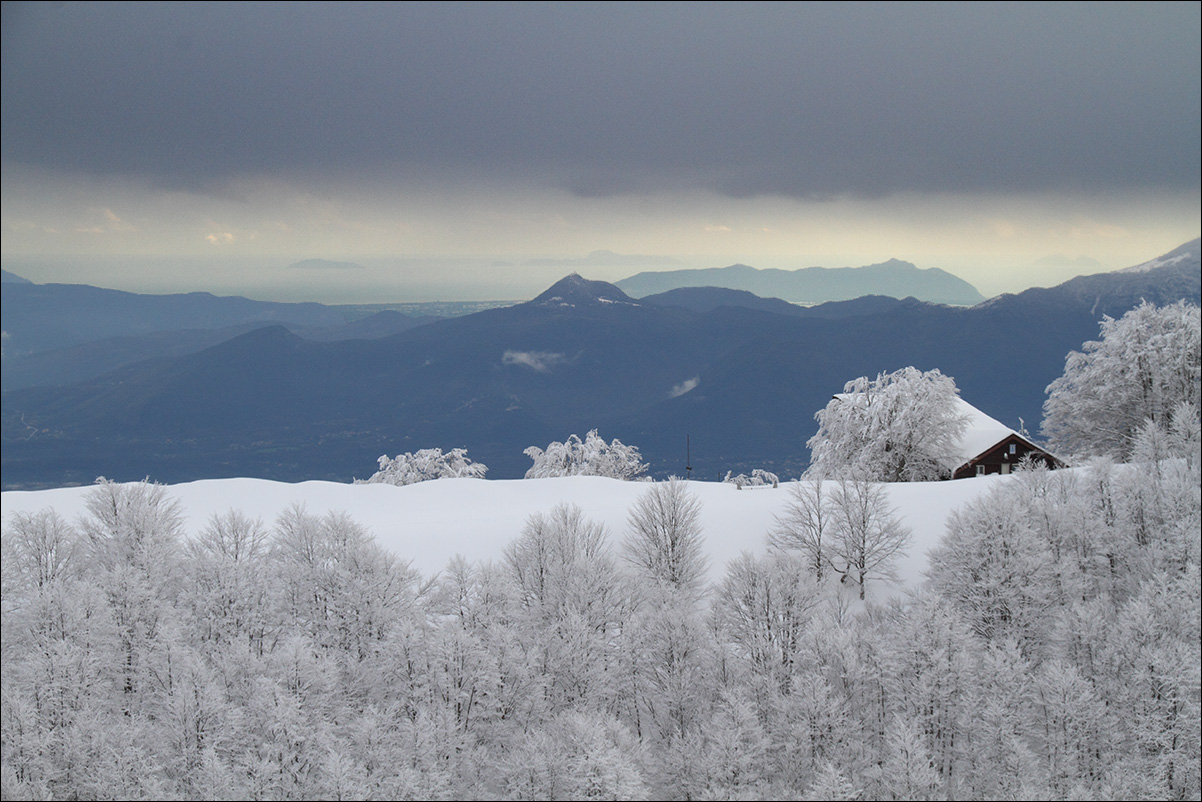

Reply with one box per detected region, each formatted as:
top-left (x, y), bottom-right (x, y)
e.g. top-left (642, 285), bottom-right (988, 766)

top-left (686, 434), bottom-right (692, 480)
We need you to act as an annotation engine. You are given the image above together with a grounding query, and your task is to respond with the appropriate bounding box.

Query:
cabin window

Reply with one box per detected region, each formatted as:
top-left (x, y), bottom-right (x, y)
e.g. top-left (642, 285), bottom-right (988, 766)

top-left (1009, 443), bottom-right (1017, 455)
top-left (976, 465), bottom-right (985, 476)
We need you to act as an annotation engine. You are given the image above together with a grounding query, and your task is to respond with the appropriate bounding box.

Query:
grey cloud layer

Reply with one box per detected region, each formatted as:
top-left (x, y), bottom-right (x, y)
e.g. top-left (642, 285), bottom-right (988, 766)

top-left (2, 2), bottom-right (1198, 198)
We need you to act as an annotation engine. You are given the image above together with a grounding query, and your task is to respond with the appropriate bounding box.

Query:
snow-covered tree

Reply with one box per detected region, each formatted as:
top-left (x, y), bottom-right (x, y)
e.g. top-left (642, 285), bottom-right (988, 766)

top-left (623, 477), bottom-right (708, 595)
top-left (807, 367), bottom-right (970, 482)
top-left (873, 715), bottom-right (944, 801)
top-left (79, 478), bottom-right (185, 705)
top-left (358, 447), bottom-right (487, 485)
top-left (499, 710), bottom-right (649, 801)
top-left (2, 509), bottom-right (83, 592)
top-left (927, 485), bottom-right (1057, 650)
top-left (523, 429), bottom-right (648, 480)
top-left (1043, 300), bottom-right (1201, 460)
top-left (81, 477), bottom-right (184, 582)
top-left (504, 503), bottom-right (617, 614)
top-left (271, 505), bottom-right (417, 658)
top-left (770, 478), bottom-right (835, 581)
top-left (829, 478), bottom-right (911, 600)
top-left (504, 504), bottom-right (625, 715)
top-left (712, 551), bottom-right (819, 695)
top-left (185, 509), bottom-right (273, 654)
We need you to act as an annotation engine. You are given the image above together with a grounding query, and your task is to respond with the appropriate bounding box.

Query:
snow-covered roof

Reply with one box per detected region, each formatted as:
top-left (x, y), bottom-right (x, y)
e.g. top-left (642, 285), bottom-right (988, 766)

top-left (946, 396), bottom-right (1027, 470)
top-left (831, 392), bottom-right (1039, 473)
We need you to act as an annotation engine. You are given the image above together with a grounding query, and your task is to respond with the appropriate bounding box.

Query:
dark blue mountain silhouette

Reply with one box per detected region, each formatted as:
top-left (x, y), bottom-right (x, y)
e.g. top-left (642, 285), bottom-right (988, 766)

top-left (2, 241), bottom-right (1197, 488)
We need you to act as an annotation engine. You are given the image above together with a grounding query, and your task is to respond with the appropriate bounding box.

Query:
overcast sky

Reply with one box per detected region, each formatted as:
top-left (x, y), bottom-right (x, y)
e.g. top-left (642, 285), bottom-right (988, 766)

top-left (2, 2), bottom-right (1199, 301)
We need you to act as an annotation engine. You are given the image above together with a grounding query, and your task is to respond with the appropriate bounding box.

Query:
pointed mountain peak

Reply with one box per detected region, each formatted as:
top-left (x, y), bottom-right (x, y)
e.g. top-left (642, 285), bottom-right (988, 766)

top-left (865, 258), bottom-right (918, 270)
top-left (529, 273), bottom-right (638, 307)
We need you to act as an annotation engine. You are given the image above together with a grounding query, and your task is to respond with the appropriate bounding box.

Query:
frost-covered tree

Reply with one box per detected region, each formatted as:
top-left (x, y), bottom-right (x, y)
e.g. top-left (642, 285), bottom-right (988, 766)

top-left (505, 503), bottom-right (616, 617)
top-left (927, 484), bottom-right (1058, 651)
top-left (807, 367), bottom-right (970, 482)
top-left (873, 715), bottom-right (943, 801)
top-left (770, 478), bottom-right (835, 581)
top-left (79, 478), bottom-right (185, 704)
top-left (271, 505), bottom-right (417, 659)
top-left (82, 477), bottom-right (184, 582)
top-left (185, 509), bottom-right (273, 654)
top-left (829, 478), bottom-right (911, 600)
top-left (1043, 300), bottom-right (1201, 460)
top-left (499, 710), bottom-right (649, 801)
top-left (523, 429), bottom-right (648, 480)
top-left (504, 504), bottom-right (625, 715)
top-left (712, 551), bottom-right (819, 695)
top-left (623, 477), bottom-right (707, 595)
top-left (358, 447), bottom-right (487, 485)
top-left (2, 509), bottom-right (83, 593)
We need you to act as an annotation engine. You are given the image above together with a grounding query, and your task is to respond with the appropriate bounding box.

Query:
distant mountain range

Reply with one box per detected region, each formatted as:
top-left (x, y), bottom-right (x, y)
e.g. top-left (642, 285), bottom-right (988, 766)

top-left (616, 258), bottom-right (986, 305)
top-left (639, 286), bottom-right (905, 319)
top-left (1, 281), bottom-right (436, 390)
top-left (2, 240), bottom-right (1197, 489)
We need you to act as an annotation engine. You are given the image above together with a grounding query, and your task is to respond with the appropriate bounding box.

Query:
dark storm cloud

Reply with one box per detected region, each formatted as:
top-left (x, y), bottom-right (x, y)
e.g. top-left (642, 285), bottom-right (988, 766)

top-left (2, 2), bottom-right (1199, 199)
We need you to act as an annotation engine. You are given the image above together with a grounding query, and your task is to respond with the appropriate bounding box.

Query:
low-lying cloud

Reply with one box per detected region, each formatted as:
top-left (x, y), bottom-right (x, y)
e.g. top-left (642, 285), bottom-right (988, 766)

top-left (502, 350), bottom-right (567, 373)
top-left (670, 376), bottom-right (700, 398)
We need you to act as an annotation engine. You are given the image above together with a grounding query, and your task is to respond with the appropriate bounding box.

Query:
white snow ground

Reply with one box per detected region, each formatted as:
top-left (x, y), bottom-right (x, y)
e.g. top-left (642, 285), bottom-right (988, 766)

top-left (1, 474), bottom-right (1010, 597)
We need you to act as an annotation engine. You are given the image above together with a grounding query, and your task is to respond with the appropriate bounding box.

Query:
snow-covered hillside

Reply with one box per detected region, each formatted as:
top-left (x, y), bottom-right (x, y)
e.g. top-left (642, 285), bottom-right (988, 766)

top-left (4, 460), bottom-right (1197, 800)
top-left (2, 473), bottom-right (1007, 595)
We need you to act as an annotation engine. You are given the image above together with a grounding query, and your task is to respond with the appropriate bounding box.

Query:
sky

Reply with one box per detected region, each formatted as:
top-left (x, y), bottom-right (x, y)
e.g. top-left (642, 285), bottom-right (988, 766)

top-left (2, 2), bottom-right (1199, 302)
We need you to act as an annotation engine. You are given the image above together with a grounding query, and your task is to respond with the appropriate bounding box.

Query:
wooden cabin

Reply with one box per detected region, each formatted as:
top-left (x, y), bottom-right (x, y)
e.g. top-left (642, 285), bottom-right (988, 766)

top-left (946, 397), bottom-right (1065, 479)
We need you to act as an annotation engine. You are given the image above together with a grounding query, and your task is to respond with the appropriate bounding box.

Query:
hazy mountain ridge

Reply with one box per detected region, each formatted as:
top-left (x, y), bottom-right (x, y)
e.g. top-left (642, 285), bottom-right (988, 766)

top-left (3, 241), bottom-right (1198, 489)
top-left (1, 268), bottom-right (33, 284)
top-left (640, 286), bottom-right (905, 319)
top-left (0, 279), bottom-right (437, 390)
top-left (1, 281), bottom-right (349, 354)
top-left (616, 258), bottom-right (986, 305)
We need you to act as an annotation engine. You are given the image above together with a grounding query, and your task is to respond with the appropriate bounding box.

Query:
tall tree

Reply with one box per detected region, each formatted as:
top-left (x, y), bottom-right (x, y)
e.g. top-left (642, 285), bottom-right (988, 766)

top-left (504, 504), bottom-right (625, 715)
top-left (79, 479), bottom-right (184, 706)
top-left (623, 477), bottom-right (708, 597)
top-left (829, 479), bottom-right (911, 600)
top-left (1043, 300), bottom-right (1201, 460)
top-left (770, 477), bottom-right (835, 581)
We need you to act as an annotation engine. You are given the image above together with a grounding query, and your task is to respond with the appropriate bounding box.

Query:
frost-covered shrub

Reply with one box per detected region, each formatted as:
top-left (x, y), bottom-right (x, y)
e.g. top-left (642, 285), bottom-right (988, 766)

top-left (523, 429), bottom-right (647, 480)
top-left (723, 469), bottom-right (779, 489)
top-left (357, 447), bottom-right (487, 486)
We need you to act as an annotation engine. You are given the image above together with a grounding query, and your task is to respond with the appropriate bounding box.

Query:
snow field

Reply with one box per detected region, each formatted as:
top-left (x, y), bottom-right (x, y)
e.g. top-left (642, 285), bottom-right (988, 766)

top-left (2, 473), bottom-right (1011, 595)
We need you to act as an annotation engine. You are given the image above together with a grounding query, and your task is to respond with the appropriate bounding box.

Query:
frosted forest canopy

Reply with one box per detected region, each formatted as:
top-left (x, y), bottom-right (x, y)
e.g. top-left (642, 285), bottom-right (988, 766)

top-left (2, 437), bottom-right (1198, 799)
